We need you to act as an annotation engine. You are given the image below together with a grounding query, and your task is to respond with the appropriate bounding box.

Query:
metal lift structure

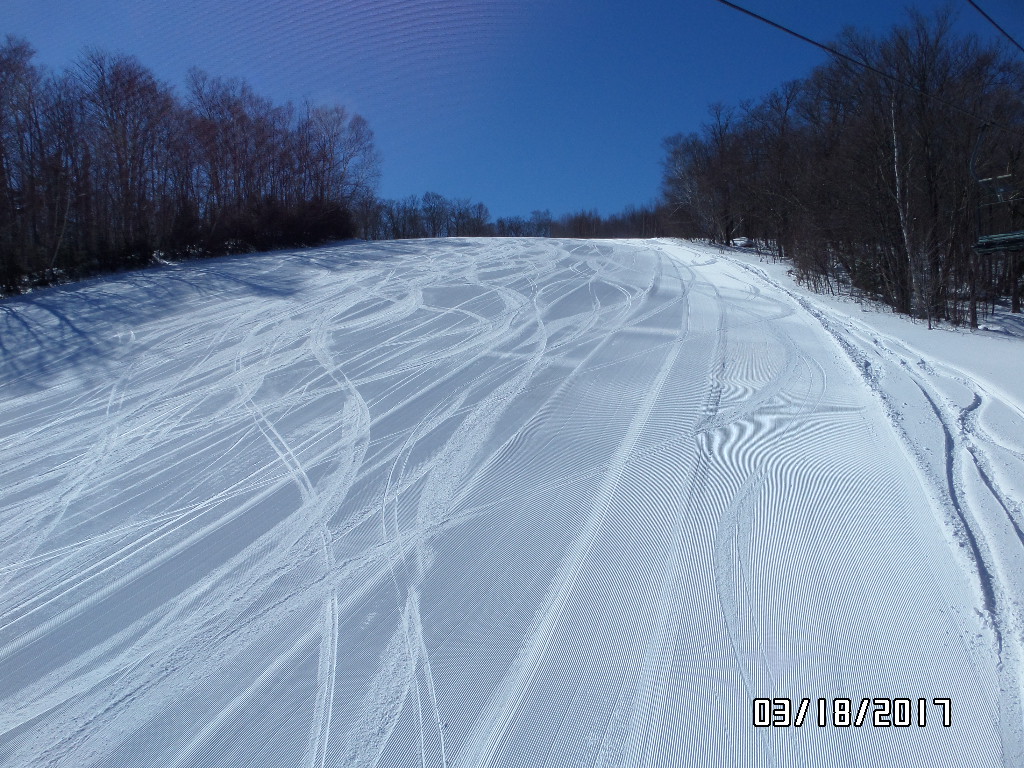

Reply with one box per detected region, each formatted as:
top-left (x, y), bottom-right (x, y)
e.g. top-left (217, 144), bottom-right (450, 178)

top-left (975, 172), bottom-right (1024, 254)
top-left (972, 126), bottom-right (1024, 317)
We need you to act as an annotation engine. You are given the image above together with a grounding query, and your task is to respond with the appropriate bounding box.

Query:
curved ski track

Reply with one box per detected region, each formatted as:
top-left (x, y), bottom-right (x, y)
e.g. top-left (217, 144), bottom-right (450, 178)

top-left (0, 238), bottom-right (1017, 766)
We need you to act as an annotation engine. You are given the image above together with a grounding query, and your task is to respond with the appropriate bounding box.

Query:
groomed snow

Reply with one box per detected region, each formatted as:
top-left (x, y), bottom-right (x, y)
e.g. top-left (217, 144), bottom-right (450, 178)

top-left (1, 238), bottom-right (1021, 766)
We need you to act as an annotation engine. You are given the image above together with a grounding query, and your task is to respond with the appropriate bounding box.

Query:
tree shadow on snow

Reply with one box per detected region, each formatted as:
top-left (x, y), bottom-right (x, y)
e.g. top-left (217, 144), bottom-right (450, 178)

top-left (979, 307), bottom-right (1024, 340)
top-left (0, 240), bottom-right (457, 394)
top-left (0, 249), bottom-right (313, 394)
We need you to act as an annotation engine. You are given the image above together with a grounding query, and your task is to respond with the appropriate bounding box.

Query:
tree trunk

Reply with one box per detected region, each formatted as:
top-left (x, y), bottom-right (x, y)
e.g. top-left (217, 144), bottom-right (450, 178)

top-left (969, 249), bottom-right (979, 329)
top-left (1012, 253), bottom-right (1021, 314)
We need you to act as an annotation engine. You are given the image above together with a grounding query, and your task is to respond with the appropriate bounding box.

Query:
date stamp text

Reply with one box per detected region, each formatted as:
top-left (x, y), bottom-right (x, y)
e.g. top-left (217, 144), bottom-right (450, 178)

top-left (753, 697), bottom-right (951, 728)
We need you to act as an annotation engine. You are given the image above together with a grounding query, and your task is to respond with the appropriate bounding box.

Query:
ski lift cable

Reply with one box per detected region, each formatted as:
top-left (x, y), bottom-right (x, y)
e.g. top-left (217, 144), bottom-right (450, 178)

top-left (711, 0), bottom-right (1024, 138)
top-left (964, 0), bottom-right (1024, 58)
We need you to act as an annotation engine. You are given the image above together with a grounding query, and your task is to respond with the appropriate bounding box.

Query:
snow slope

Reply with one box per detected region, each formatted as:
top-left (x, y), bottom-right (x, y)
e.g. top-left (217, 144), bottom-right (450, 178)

top-left (1, 238), bottom-right (1021, 766)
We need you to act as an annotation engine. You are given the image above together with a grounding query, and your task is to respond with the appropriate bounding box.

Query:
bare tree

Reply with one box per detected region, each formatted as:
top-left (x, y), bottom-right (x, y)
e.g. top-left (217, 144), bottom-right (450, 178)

top-left (662, 9), bottom-right (1024, 325)
top-left (0, 39), bottom-right (378, 293)
top-left (421, 191), bottom-right (449, 237)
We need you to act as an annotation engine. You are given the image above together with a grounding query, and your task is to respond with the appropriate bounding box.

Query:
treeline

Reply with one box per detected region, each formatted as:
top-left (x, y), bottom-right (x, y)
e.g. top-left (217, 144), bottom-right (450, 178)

top-left (662, 10), bottom-right (1024, 326)
top-left (360, 193), bottom-right (496, 240)
top-left (547, 205), bottom-right (669, 239)
top-left (0, 34), bottom-right (670, 297)
top-left (0, 36), bottom-right (379, 293)
top-left (359, 193), bottom-right (669, 240)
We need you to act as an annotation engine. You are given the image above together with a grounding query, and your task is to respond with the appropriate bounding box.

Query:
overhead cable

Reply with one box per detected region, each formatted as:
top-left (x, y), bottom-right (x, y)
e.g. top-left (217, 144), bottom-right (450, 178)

top-left (710, 0), bottom-right (1023, 137)
top-left (965, 0), bottom-right (1024, 57)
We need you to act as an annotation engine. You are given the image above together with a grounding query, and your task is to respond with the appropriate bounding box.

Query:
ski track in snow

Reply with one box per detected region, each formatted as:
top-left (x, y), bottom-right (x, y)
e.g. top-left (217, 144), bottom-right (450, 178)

top-left (0, 238), bottom-right (1020, 766)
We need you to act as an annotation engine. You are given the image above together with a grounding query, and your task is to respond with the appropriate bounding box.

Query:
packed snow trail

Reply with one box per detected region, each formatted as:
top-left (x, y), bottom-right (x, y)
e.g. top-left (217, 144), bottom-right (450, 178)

top-left (0, 238), bottom-right (1019, 766)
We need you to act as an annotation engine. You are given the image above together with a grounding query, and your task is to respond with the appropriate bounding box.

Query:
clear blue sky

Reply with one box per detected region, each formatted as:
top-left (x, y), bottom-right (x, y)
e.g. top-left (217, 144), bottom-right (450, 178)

top-left (6, 0), bottom-right (1022, 219)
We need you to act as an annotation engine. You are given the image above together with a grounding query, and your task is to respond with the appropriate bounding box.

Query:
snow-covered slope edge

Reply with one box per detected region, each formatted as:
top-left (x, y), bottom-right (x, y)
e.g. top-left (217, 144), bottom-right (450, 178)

top-left (658, 238), bottom-right (1024, 763)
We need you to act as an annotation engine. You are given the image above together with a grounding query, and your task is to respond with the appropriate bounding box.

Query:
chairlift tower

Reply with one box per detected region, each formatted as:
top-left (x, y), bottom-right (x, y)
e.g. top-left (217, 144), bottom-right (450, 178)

top-left (975, 172), bottom-right (1024, 254)
top-left (972, 127), bottom-right (1024, 316)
